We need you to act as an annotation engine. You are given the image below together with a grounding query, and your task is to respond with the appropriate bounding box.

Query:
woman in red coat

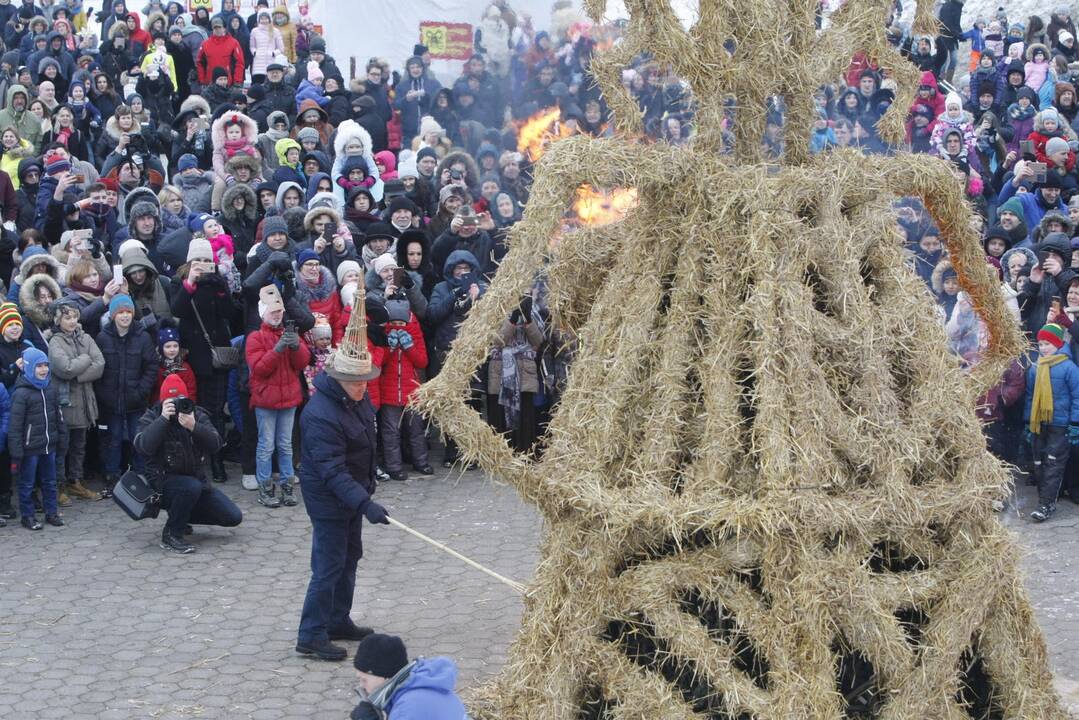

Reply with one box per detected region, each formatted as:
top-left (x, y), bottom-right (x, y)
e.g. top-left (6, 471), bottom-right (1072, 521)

top-left (245, 285), bottom-right (310, 508)
top-left (295, 249), bottom-right (344, 344)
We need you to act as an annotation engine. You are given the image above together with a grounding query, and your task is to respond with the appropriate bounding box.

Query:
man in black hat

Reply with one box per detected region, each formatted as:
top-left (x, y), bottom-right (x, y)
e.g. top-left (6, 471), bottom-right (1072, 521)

top-left (295, 319), bottom-right (388, 662)
top-left (350, 634), bottom-right (467, 720)
top-left (261, 58), bottom-right (295, 118)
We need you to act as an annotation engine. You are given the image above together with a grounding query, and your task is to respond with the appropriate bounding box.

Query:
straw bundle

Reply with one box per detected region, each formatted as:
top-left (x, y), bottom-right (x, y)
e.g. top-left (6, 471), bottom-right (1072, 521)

top-left (414, 0), bottom-right (1065, 717)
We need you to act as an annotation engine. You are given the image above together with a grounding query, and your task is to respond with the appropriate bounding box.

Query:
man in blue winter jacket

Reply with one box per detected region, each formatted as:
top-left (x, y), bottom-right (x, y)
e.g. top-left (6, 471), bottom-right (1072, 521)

top-left (350, 633), bottom-right (467, 720)
top-left (295, 330), bottom-right (389, 661)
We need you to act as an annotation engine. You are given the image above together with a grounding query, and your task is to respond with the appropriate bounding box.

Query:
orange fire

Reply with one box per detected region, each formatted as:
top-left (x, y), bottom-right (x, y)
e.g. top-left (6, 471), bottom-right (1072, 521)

top-left (572, 185), bottom-right (638, 226)
top-left (517, 107), bottom-right (576, 162)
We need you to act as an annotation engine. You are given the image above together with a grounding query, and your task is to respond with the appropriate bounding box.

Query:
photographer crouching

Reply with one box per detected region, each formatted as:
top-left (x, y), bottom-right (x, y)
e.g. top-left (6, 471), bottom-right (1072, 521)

top-left (133, 374), bottom-right (242, 554)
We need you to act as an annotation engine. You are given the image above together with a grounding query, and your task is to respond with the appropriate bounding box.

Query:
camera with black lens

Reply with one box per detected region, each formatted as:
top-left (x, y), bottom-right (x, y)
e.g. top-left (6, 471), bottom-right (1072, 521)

top-left (173, 397), bottom-right (195, 415)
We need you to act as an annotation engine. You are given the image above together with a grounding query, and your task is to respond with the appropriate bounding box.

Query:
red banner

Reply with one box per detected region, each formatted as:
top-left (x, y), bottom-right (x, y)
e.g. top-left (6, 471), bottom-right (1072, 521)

top-left (418, 21), bottom-right (473, 61)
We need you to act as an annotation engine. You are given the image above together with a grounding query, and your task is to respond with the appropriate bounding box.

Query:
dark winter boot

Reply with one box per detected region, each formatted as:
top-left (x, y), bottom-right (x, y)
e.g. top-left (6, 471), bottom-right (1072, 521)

top-left (211, 454), bottom-right (229, 483)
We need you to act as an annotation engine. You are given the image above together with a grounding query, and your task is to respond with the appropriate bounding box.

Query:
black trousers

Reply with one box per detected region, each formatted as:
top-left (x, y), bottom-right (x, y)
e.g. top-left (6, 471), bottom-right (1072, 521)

top-left (1032, 427), bottom-right (1070, 508)
top-left (197, 373), bottom-right (229, 446)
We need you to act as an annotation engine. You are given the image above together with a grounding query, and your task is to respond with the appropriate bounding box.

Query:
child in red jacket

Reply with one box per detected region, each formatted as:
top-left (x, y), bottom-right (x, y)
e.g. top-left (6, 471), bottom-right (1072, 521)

top-left (154, 322), bottom-right (197, 403)
top-left (245, 285), bottom-right (310, 509)
top-left (372, 256), bottom-right (431, 481)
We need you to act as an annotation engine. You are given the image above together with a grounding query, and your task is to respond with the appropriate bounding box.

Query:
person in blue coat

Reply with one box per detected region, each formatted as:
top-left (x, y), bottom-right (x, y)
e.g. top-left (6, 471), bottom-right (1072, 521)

top-left (1025, 322), bottom-right (1079, 522)
top-left (996, 165), bottom-right (1067, 245)
top-left (350, 634), bottom-right (466, 720)
top-left (295, 346), bottom-right (388, 662)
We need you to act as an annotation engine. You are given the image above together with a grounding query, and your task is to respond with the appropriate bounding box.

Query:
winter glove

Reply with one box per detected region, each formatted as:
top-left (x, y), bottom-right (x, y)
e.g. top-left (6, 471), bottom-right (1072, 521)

top-left (269, 251), bottom-right (292, 272)
top-left (1024, 428), bottom-right (1034, 445)
top-left (397, 329), bottom-right (414, 350)
top-left (386, 329), bottom-right (400, 349)
top-left (282, 331), bottom-right (300, 349)
top-left (274, 335), bottom-right (289, 352)
top-left (362, 499), bottom-right (389, 525)
top-left (350, 702), bottom-right (380, 720)
top-left (368, 324), bottom-right (389, 347)
top-left (1069, 425), bottom-right (1079, 446)
top-left (139, 312), bottom-right (158, 332)
top-left (400, 271), bottom-right (414, 289)
top-left (9, 461), bottom-right (18, 475)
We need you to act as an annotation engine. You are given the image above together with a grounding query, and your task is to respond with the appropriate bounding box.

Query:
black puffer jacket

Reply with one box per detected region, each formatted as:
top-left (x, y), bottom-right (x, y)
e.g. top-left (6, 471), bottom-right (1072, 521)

top-left (134, 403), bottom-right (221, 489)
top-left (7, 374), bottom-right (66, 460)
top-left (93, 322), bottom-right (158, 415)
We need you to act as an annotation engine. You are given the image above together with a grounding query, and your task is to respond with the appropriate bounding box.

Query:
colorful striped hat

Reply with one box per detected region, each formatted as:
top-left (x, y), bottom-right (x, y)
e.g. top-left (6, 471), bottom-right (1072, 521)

top-left (0, 301), bottom-right (22, 334)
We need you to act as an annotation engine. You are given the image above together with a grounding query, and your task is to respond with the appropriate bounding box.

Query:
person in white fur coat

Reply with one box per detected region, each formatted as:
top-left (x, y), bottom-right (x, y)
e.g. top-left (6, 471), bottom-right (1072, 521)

top-left (331, 120), bottom-right (383, 203)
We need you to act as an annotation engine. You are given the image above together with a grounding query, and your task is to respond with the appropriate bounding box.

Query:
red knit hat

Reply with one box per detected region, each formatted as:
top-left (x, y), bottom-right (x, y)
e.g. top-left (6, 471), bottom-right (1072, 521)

top-left (160, 373), bottom-right (188, 402)
top-left (100, 176), bottom-right (119, 193)
top-left (1038, 323), bottom-right (1067, 349)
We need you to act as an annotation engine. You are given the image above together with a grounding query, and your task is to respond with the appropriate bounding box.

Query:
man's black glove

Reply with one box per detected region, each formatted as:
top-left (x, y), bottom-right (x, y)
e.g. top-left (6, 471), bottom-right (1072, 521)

top-left (90, 238), bottom-right (103, 259)
top-left (269, 251), bottom-right (291, 272)
top-left (367, 324), bottom-right (389, 347)
top-left (362, 500), bottom-right (389, 525)
top-left (400, 271), bottom-right (414, 289)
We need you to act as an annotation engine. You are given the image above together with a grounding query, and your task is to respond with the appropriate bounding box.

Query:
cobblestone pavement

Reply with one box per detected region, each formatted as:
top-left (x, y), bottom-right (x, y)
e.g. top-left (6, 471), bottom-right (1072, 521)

top-left (1, 463), bottom-right (1077, 719)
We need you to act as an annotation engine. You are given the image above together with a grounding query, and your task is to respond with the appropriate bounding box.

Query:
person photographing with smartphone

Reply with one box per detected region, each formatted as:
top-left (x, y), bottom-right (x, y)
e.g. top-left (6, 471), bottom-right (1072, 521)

top-left (134, 374), bottom-right (242, 554)
top-left (1019, 232), bottom-right (1077, 337)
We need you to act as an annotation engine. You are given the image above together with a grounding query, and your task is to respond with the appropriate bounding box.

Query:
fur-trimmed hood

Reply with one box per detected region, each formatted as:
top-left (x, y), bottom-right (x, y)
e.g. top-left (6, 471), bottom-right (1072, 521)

top-left (19, 272), bottom-right (62, 328)
top-left (435, 150), bottom-right (481, 189)
top-left (211, 110), bottom-right (259, 148)
top-left (179, 94), bottom-right (211, 119)
top-left (930, 258), bottom-right (956, 295)
top-left (107, 20), bottom-right (129, 40)
top-left (225, 153), bottom-right (262, 178)
top-left (333, 119), bottom-right (373, 158)
top-left (17, 250), bottom-right (61, 285)
top-left (295, 265), bottom-right (337, 303)
top-left (1026, 42), bottom-right (1051, 61)
top-left (221, 183), bottom-right (257, 221)
top-left (303, 205), bottom-right (341, 232)
top-left (1001, 247), bottom-right (1038, 285)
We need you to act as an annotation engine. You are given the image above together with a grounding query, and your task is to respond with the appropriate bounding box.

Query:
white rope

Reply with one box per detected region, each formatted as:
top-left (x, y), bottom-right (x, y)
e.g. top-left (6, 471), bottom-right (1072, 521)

top-left (387, 517), bottom-right (528, 595)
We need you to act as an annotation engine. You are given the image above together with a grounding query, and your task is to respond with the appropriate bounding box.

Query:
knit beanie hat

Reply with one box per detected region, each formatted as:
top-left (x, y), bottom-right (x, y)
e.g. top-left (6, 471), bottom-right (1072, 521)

top-left (372, 253), bottom-right (398, 275)
top-left (310, 313), bottom-right (331, 340)
top-left (1047, 136), bottom-right (1070, 155)
top-left (159, 373), bottom-right (188, 402)
top-left (306, 60), bottom-right (323, 83)
top-left (188, 212), bottom-right (213, 234)
top-left (177, 153), bottom-right (198, 172)
top-left (44, 150), bottom-right (71, 176)
top-left (1038, 323), bottom-right (1067, 349)
top-left (262, 214), bottom-right (288, 239)
top-left (998, 197), bottom-right (1026, 224)
top-left (0, 301), bottom-right (22, 334)
top-left (108, 294), bottom-right (135, 316)
top-left (212, 66), bottom-right (228, 81)
top-left (157, 324), bottom-right (180, 350)
top-left (118, 239), bottom-right (148, 260)
top-left (945, 91), bottom-right (962, 109)
top-left (297, 248), bottom-right (320, 266)
top-left (417, 146), bottom-right (438, 163)
top-left (187, 237), bottom-right (214, 263)
top-left (1042, 107), bottom-right (1061, 126)
top-left (397, 155), bottom-right (418, 180)
top-left (296, 126), bottom-right (319, 145)
top-left (353, 634), bottom-right (408, 678)
top-left (335, 259), bottom-right (361, 286)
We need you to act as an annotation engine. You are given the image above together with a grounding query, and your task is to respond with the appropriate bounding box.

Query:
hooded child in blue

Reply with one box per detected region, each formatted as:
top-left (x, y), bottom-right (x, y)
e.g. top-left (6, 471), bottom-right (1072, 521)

top-left (8, 346), bottom-right (66, 527)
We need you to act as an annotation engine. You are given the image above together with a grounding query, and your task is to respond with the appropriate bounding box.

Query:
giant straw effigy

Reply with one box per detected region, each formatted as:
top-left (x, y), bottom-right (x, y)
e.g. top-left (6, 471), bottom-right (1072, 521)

top-left (414, 0), bottom-right (1066, 716)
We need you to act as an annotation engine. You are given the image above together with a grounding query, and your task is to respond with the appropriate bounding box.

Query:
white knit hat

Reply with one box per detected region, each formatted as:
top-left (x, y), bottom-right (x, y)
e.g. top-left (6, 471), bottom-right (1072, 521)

top-left (372, 253), bottom-right (399, 275)
top-left (187, 237), bottom-right (213, 263)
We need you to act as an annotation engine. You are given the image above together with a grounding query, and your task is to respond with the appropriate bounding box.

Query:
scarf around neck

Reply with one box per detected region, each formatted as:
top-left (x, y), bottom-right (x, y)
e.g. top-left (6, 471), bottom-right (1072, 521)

top-left (1030, 352), bottom-right (1069, 433)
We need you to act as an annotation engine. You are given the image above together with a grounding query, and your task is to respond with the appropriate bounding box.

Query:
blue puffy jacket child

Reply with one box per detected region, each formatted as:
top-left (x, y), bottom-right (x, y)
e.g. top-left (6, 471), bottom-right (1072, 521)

top-left (1025, 322), bottom-right (1079, 522)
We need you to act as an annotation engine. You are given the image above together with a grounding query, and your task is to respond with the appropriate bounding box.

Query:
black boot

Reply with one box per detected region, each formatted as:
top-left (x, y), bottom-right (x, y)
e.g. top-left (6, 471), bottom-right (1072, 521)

top-left (211, 454), bottom-right (228, 483)
top-left (295, 639), bottom-right (347, 661)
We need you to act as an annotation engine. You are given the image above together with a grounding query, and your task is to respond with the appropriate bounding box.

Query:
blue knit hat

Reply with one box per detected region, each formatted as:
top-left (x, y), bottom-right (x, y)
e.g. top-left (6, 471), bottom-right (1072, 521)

top-left (297, 248), bottom-right (320, 266)
top-left (187, 212), bottom-right (212, 234)
top-left (157, 324), bottom-right (180, 350)
top-left (177, 154), bottom-right (198, 172)
top-left (108, 294), bottom-right (135, 316)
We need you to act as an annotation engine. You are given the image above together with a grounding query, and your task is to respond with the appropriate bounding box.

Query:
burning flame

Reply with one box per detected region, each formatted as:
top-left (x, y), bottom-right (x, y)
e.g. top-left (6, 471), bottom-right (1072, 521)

top-left (572, 185), bottom-right (638, 226)
top-left (517, 107), bottom-right (576, 162)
